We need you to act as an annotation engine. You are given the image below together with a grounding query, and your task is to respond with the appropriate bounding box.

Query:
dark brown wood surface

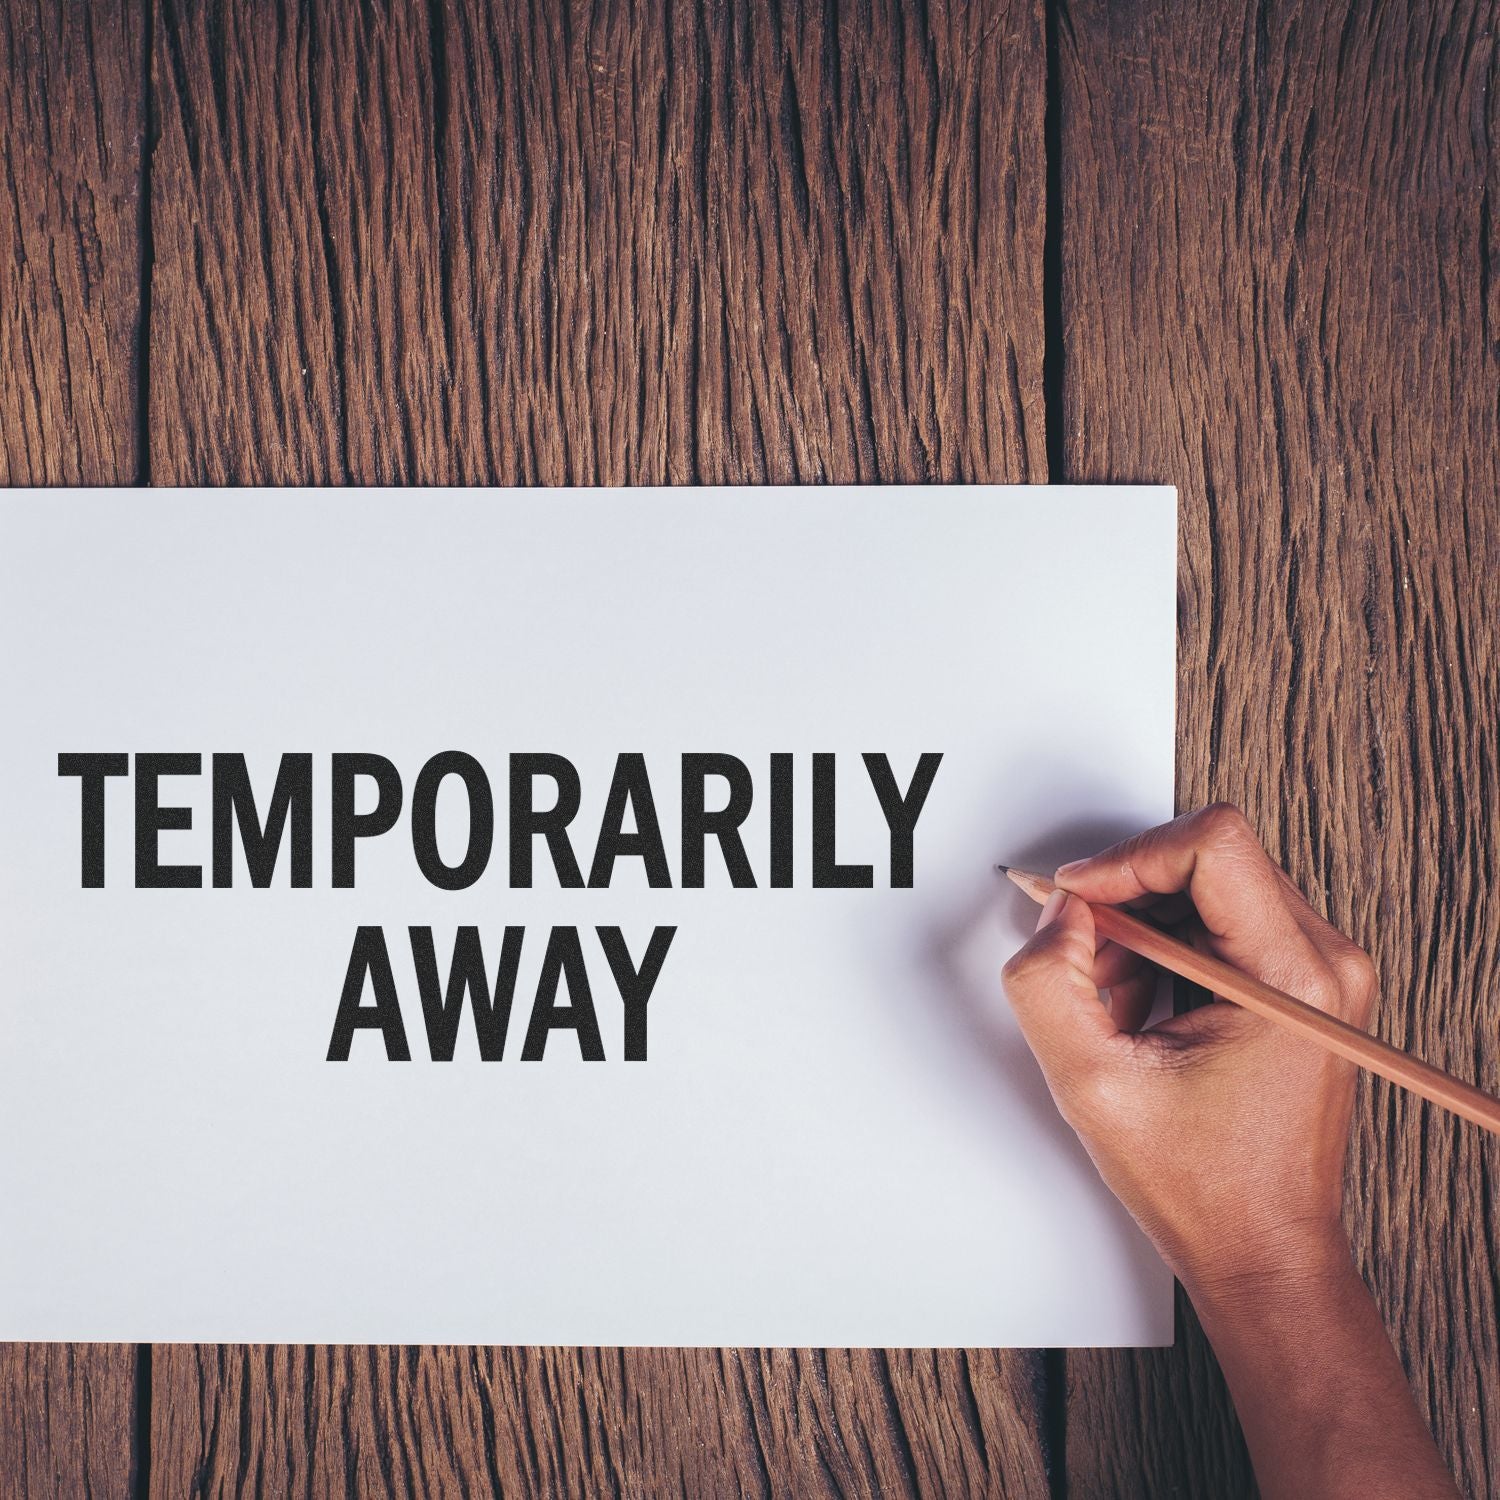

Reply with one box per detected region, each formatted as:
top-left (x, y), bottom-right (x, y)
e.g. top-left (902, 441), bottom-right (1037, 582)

top-left (1, 0), bottom-right (142, 485)
top-left (1058, 2), bottom-right (1500, 1495)
top-left (1, 0), bottom-right (1496, 1494)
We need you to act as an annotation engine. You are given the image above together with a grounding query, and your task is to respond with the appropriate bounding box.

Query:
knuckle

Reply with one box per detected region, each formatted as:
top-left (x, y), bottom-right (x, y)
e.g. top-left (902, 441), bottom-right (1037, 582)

top-left (1001, 946), bottom-right (1044, 990)
top-left (1331, 945), bottom-right (1378, 1003)
top-left (1063, 1059), bottom-right (1125, 1123)
top-left (1005, 924), bottom-right (1069, 976)
top-left (1198, 801), bottom-right (1254, 847)
top-left (1301, 970), bottom-right (1345, 1013)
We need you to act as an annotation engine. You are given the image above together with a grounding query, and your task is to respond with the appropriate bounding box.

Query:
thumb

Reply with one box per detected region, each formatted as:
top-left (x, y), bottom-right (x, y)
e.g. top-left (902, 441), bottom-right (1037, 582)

top-left (1001, 891), bottom-right (1117, 1080)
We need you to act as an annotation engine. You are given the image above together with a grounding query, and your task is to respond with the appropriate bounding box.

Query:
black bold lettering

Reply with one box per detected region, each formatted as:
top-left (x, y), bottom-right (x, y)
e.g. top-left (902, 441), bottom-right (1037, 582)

top-left (520, 927), bottom-right (604, 1060)
top-left (769, 752), bottom-right (794, 888)
top-left (135, 752), bottom-right (203, 888)
top-left (597, 925), bottom-right (675, 1061)
top-left (681, 752), bottom-right (756, 888)
top-left (212, 753), bottom-right (313, 887)
top-left (327, 925), bottom-right (411, 1060)
top-left (331, 753), bottom-right (403, 888)
top-left (411, 752), bottom-right (494, 890)
top-left (811, 753), bottom-right (872, 888)
top-left (863, 752), bottom-right (943, 887)
top-left (509, 754), bottom-right (584, 888)
top-left (58, 752), bottom-right (128, 887)
top-left (588, 753), bottom-right (670, 888)
top-left (410, 925), bottom-right (522, 1060)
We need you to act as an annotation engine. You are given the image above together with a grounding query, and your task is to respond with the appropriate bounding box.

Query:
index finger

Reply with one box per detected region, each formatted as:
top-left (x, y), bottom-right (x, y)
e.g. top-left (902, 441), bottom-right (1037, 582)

top-left (1052, 803), bottom-right (1337, 1001)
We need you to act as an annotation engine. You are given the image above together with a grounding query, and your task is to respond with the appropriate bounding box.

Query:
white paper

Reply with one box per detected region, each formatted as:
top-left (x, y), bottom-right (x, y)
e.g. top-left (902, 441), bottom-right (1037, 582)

top-left (0, 485), bottom-right (1176, 1347)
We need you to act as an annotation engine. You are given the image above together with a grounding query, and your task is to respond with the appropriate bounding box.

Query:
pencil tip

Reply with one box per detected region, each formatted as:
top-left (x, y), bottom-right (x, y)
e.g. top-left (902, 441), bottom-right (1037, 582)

top-left (993, 862), bottom-right (1010, 875)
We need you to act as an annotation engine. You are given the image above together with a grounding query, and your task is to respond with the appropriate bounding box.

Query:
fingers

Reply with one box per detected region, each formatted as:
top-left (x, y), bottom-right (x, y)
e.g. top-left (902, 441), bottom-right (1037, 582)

top-left (1267, 864), bottom-right (1379, 1025)
top-left (1054, 804), bottom-right (1281, 939)
top-left (1053, 803), bottom-right (1345, 1010)
top-left (1002, 892), bottom-right (1119, 1082)
top-left (1092, 939), bottom-right (1145, 989)
top-left (1090, 940), bottom-right (1157, 1031)
top-left (1107, 971), bottom-right (1158, 1033)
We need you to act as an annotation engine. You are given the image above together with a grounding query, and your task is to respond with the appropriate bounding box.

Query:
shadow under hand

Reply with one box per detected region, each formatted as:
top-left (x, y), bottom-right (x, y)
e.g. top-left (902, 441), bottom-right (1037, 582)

top-left (920, 812), bottom-right (1140, 1173)
top-left (914, 766), bottom-right (1170, 1308)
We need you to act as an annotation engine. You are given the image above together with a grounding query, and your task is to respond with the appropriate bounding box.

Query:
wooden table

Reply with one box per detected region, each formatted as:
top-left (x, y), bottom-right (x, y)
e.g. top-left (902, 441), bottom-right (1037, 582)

top-left (3, 1), bottom-right (1496, 1494)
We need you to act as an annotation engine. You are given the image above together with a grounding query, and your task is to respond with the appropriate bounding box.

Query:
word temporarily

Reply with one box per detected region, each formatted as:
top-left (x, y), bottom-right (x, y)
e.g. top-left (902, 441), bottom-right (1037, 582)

top-left (57, 751), bottom-right (944, 890)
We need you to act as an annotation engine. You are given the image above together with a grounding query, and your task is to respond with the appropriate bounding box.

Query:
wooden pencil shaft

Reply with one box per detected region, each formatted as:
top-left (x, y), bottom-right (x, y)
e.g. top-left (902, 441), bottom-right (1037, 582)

top-left (1003, 867), bottom-right (1500, 1137)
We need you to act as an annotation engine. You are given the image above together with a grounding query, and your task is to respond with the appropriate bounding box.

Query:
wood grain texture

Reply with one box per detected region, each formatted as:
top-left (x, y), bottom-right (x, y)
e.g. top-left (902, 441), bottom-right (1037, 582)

top-left (1, 0), bottom-right (142, 481)
top-left (0, 1345), bottom-right (140, 1500)
top-left (145, 1), bottom-right (1051, 1494)
top-left (149, 0), bottom-right (1047, 489)
top-left (150, 1346), bottom-right (1047, 1498)
top-left (13, 0), bottom-right (1495, 1493)
top-left (1, 1), bottom-right (143, 1494)
top-left (1058, 0), bottom-right (1500, 1495)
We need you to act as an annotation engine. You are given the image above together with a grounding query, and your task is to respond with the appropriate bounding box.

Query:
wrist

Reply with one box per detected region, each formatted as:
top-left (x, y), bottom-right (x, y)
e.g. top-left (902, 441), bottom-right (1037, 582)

top-left (1174, 1219), bottom-right (1356, 1318)
top-left (1177, 1225), bottom-right (1460, 1500)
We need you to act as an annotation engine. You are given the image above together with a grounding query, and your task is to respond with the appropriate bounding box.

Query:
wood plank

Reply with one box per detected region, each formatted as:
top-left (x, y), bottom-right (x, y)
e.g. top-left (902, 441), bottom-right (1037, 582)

top-left (1, 0), bottom-right (144, 1492)
top-left (1058, 0), bottom-right (1500, 1495)
top-left (430, 0), bottom-right (1048, 485)
top-left (148, 0), bottom-right (345, 483)
top-left (0, 1345), bottom-right (140, 1500)
top-left (146, 1), bottom-right (1052, 1493)
top-left (151, 0), bottom-right (1047, 489)
top-left (1, 0), bottom-right (142, 482)
top-left (150, 1346), bottom-right (1048, 1498)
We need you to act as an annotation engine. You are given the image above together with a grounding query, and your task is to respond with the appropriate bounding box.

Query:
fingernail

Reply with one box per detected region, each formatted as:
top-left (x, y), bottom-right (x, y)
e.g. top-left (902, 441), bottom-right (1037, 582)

top-left (1055, 859), bottom-right (1085, 883)
top-left (1036, 889), bottom-right (1068, 930)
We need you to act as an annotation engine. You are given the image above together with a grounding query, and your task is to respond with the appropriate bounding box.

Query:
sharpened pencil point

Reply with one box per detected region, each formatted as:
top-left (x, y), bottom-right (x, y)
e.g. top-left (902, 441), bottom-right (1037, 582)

top-left (994, 862), bottom-right (1010, 875)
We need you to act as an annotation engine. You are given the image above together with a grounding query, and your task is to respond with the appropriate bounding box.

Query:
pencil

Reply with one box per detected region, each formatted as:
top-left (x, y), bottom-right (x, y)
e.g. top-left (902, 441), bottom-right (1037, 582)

top-left (998, 865), bottom-right (1500, 1138)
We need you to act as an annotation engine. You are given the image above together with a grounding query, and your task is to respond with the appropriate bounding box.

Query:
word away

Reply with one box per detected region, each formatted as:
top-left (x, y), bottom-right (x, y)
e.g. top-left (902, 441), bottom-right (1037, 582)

top-left (328, 923), bottom-right (675, 1063)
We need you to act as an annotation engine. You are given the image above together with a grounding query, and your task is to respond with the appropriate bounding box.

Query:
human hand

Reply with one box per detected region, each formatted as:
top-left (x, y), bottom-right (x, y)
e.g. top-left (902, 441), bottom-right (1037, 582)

top-left (1001, 803), bottom-right (1375, 1298)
